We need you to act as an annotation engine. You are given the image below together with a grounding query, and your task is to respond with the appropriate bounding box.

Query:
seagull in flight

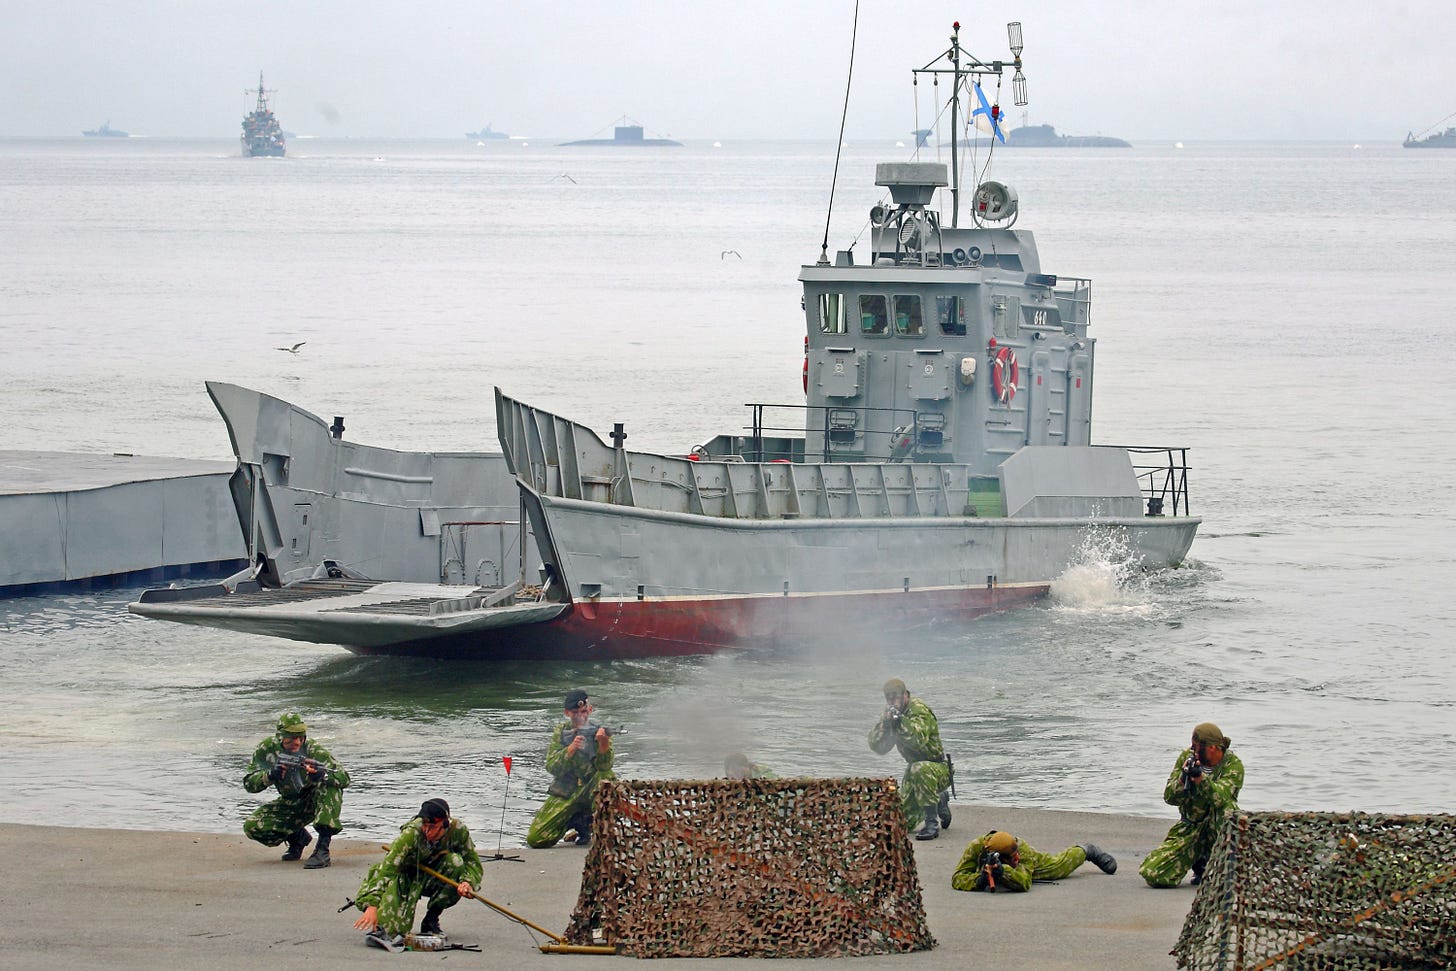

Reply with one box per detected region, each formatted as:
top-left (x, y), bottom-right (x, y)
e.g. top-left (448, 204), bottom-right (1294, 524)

top-left (721, 250), bottom-right (742, 260)
top-left (276, 342), bottom-right (306, 354)
top-left (556, 173), bottom-right (577, 184)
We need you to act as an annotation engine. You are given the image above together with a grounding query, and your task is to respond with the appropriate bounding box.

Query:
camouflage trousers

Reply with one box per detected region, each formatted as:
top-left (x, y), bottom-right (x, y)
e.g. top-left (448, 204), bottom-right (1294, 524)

top-left (526, 790), bottom-right (593, 848)
top-left (1139, 816), bottom-right (1221, 888)
top-left (356, 853), bottom-right (470, 936)
top-left (243, 786), bottom-right (343, 845)
top-left (899, 759), bottom-right (951, 829)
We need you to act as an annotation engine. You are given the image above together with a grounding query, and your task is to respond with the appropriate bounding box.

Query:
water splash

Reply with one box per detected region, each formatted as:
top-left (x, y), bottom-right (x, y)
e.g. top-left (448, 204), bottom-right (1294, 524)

top-left (1048, 524), bottom-right (1154, 614)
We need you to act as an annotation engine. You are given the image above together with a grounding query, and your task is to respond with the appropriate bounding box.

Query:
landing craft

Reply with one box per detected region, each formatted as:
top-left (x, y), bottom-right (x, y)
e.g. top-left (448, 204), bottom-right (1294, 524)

top-left (131, 22), bottom-right (1200, 658)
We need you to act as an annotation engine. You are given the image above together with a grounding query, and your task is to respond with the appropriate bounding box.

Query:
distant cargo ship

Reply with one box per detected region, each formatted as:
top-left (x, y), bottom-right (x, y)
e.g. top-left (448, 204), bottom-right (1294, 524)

top-left (82, 121), bottom-right (129, 138)
top-left (241, 71), bottom-right (286, 158)
top-left (1006, 123), bottom-right (1129, 148)
top-left (560, 119), bottom-right (681, 147)
top-left (1404, 126), bottom-right (1456, 149)
top-left (466, 124), bottom-right (509, 140)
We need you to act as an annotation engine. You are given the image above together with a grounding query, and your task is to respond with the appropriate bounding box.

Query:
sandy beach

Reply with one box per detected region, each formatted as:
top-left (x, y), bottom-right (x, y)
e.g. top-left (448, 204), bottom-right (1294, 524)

top-left (0, 803), bottom-right (1197, 970)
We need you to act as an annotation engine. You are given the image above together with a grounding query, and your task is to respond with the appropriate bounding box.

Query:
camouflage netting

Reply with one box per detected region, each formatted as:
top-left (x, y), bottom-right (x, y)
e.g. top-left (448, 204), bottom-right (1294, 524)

top-left (1174, 811), bottom-right (1456, 970)
top-left (563, 777), bottom-right (936, 958)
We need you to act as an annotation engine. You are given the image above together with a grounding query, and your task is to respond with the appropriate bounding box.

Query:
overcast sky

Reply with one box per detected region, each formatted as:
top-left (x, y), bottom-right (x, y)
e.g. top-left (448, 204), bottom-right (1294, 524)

top-left (2, 0), bottom-right (1450, 141)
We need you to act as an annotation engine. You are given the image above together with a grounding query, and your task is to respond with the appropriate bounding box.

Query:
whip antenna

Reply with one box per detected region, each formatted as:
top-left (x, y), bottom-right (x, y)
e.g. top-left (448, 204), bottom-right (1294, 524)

top-left (818, 0), bottom-right (861, 266)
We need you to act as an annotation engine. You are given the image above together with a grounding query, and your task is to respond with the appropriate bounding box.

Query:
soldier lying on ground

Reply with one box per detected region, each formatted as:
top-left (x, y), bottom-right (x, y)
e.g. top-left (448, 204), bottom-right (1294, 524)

top-left (242, 711), bottom-right (350, 869)
top-left (952, 829), bottom-right (1117, 892)
top-left (352, 797), bottom-right (483, 949)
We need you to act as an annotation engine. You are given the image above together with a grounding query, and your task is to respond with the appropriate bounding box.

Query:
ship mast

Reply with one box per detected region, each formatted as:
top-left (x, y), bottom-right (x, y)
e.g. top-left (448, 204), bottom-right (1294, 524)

top-left (913, 21), bottom-right (1027, 228)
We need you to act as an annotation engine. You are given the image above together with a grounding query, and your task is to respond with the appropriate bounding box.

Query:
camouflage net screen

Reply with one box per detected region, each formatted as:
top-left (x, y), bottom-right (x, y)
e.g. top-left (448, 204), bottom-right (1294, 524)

top-left (563, 777), bottom-right (935, 958)
top-left (1174, 811), bottom-right (1456, 970)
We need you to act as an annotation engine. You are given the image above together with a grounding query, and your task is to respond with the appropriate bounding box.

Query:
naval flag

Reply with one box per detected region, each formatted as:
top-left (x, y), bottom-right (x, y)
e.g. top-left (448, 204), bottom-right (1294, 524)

top-left (969, 82), bottom-right (1006, 143)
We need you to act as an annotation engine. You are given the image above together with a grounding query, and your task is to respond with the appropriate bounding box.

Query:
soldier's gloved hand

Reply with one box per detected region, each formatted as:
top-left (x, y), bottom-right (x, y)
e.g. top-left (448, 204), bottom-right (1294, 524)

top-left (270, 762), bottom-right (288, 781)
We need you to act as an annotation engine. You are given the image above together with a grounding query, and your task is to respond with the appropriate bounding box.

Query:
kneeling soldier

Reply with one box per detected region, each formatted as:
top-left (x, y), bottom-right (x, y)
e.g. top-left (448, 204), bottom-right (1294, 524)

top-left (242, 711), bottom-right (350, 868)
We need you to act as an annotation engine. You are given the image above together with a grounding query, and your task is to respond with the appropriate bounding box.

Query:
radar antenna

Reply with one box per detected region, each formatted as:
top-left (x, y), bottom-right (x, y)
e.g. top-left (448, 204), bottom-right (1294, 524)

top-left (912, 21), bottom-right (1028, 228)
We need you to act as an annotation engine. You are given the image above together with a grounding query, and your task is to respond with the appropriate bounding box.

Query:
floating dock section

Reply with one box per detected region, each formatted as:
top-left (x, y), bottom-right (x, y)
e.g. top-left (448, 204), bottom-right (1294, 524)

top-left (0, 451), bottom-right (247, 596)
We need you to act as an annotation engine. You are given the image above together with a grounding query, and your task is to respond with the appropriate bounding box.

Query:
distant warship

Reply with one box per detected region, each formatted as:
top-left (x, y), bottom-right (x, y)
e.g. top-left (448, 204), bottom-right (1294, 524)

top-left (1404, 125), bottom-right (1456, 149)
top-left (466, 124), bottom-right (509, 140)
top-left (1006, 123), bottom-right (1129, 148)
top-left (82, 121), bottom-right (129, 138)
top-left (241, 72), bottom-right (286, 158)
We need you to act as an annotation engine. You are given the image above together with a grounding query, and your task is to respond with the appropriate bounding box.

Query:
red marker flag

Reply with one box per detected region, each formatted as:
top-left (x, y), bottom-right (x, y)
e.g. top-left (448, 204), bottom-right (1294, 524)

top-left (502, 756), bottom-right (512, 775)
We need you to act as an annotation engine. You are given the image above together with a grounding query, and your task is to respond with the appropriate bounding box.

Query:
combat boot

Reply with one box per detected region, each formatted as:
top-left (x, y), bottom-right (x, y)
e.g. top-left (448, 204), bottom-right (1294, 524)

top-left (303, 827), bottom-right (334, 869)
top-left (1081, 843), bottom-right (1117, 874)
top-left (420, 907), bottom-right (444, 935)
top-left (937, 790), bottom-right (952, 830)
top-left (914, 806), bottom-right (940, 841)
top-left (281, 829), bottom-right (312, 861)
top-left (1191, 856), bottom-right (1208, 885)
top-left (575, 817), bottom-right (593, 846)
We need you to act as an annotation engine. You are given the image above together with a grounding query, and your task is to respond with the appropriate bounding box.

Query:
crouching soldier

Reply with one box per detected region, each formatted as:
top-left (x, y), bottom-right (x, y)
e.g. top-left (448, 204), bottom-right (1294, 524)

top-left (243, 711), bottom-right (350, 868)
top-left (527, 689), bottom-right (616, 848)
top-left (353, 798), bottom-right (483, 950)
top-left (952, 830), bottom-right (1117, 892)
top-left (869, 678), bottom-right (952, 840)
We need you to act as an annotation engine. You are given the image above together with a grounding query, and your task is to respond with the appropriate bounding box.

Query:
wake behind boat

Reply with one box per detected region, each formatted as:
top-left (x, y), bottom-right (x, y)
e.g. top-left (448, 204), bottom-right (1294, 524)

top-left (131, 22), bottom-right (1199, 659)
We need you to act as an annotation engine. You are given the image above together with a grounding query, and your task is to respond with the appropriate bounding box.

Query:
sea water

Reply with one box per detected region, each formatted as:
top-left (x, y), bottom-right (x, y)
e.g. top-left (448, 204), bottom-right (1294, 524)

top-left (1, 136), bottom-right (1454, 840)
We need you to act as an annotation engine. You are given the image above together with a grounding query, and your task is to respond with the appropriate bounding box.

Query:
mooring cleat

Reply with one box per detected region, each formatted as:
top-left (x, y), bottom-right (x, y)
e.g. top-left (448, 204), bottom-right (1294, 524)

top-left (281, 829), bottom-right (311, 861)
top-left (1081, 843), bottom-right (1117, 874)
top-left (365, 928), bottom-right (405, 953)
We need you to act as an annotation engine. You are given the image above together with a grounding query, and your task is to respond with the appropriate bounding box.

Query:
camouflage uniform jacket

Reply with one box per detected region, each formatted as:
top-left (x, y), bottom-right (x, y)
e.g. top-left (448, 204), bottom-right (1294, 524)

top-left (357, 818), bottom-right (484, 908)
top-left (544, 720), bottom-right (616, 800)
top-left (242, 736), bottom-right (351, 798)
top-left (1162, 747), bottom-right (1244, 825)
top-left (867, 697), bottom-right (945, 766)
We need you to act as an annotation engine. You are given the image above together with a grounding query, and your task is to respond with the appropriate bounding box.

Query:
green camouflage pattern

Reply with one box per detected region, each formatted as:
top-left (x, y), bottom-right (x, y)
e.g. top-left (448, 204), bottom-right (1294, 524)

top-left (951, 834), bottom-right (1089, 892)
top-left (242, 735), bottom-right (350, 844)
top-left (526, 720), bottom-right (616, 848)
top-left (1139, 748), bottom-right (1245, 888)
top-left (356, 817), bottom-right (485, 936)
top-left (868, 697), bottom-right (950, 827)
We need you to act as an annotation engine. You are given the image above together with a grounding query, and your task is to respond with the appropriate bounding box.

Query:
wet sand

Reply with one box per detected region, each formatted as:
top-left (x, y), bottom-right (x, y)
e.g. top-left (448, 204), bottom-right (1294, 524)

top-left (0, 804), bottom-right (1196, 969)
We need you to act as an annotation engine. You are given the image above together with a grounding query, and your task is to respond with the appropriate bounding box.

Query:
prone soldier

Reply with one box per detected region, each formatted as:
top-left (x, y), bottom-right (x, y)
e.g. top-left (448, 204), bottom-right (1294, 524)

top-left (952, 830), bottom-right (1117, 892)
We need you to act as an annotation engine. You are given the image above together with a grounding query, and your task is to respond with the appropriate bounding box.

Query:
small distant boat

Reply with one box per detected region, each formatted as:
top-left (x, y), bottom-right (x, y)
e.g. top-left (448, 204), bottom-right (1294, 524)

top-left (560, 117), bottom-right (681, 147)
top-left (82, 121), bottom-right (129, 138)
top-left (1403, 125), bottom-right (1456, 149)
top-left (1006, 123), bottom-right (1129, 148)
top-left (466, 124), bottom-right (509, 140)
top-left (241, 71), bottom-right (286, 158)
top-left (913, 128), bottom-right (933, 148)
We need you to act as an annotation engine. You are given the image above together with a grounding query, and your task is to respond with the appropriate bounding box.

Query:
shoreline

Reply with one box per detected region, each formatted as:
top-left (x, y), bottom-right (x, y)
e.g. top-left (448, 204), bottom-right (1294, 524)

top-left (1, 803), bottom-right (1196, 969)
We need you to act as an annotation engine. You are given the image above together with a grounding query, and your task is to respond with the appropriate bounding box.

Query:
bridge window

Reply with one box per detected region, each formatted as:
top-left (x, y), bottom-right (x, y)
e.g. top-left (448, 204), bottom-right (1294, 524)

top-left (859, 295), bottom-right (889, 336)
top-left (936, 294), bottom-right (966, 336)
top-left (817, 293), bottom-right (847, 334)
top-left (893, 295), bottom-right (924, 336)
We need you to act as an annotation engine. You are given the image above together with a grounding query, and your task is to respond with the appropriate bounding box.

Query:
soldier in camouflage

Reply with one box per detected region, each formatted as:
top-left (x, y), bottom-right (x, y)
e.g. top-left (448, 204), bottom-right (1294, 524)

top-left (1140, 721), bottom-right (1245, 888)
top-left (527, 689), bottom-right (616, 848)
top-left (952, 829), bottom-right (1117, 892)
top-left (868, 678), bottom-right (952, 840)
top-left (723, 752), bottom-right (777, 780)
top-left (242, 712), bottom-right (351, 869)
top-left (353, 797), bottom-right (484, 947)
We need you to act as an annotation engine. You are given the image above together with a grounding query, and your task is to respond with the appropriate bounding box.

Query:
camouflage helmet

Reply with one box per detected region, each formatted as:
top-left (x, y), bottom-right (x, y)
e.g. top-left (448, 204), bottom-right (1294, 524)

top-left (984, 831), bottom-right (1017, 855)
top-left (276, 712), bottom-right (307, 736)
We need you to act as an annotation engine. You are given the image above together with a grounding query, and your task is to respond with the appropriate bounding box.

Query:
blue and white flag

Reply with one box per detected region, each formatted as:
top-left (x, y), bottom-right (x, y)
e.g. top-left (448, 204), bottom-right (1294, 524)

top-left (969, 82), bottom-right (1006, 143)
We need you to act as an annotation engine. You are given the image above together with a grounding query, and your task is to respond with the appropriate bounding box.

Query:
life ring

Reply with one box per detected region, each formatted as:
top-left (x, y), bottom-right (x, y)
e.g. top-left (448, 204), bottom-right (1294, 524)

top-left (991, 347), bottom-right (1019, 404)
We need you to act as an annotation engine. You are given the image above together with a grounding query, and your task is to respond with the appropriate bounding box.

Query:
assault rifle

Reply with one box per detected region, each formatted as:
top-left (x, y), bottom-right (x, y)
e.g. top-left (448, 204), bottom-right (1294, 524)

top-left (1180, 754), bottom-right (1205, 794)
top-left (274, 750), bottom-right (329, 783)
top-left (979, 849), bottom-right (1004, 892)
top-left (561, 724), bottom-right (624, 758)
